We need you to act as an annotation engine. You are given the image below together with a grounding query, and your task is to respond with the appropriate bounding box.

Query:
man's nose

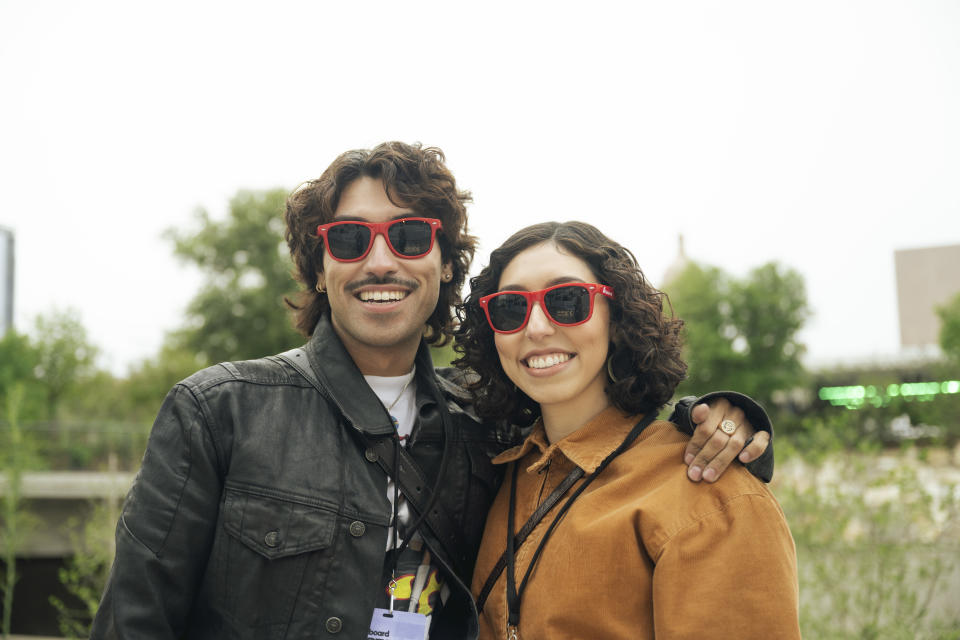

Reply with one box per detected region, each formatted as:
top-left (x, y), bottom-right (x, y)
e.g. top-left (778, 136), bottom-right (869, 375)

top-left (363, 232), bottom-right (400, 273)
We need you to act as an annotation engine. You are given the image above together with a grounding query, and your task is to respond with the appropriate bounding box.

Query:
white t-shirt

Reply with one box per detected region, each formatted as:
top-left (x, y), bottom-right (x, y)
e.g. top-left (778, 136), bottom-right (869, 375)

top-left (364, 368), bottom-right (448, 623)
top-left (363, 369), bottom-right (417, 547)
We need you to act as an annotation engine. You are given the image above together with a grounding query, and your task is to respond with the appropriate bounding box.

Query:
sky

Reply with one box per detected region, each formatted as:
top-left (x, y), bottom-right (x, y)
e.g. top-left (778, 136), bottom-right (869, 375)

top-left (1, 0), bottom-right (958, 374)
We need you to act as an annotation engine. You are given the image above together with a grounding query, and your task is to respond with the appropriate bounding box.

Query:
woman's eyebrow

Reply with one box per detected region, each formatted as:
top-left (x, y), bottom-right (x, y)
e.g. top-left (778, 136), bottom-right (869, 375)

top-left (497, 276), bottom-right (587, 291)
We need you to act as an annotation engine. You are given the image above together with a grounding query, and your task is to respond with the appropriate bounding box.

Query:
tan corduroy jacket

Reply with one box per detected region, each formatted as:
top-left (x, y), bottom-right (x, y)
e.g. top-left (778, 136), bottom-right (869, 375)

top-left (471, 406), bottom-right (800, 640)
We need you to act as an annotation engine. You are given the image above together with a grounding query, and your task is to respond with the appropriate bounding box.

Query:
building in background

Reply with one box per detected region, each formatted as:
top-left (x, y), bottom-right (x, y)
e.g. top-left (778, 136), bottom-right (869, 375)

top-left (660, 234), bottom-right (689, 287)
top-left (895, 243), bottom-right (960, 351)
top-left (0, 225), bottom-right (13, 335)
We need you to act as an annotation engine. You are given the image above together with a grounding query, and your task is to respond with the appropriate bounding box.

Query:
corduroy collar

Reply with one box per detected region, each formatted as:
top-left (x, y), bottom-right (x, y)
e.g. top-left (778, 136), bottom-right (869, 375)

top-left (492, 405), bottom-right (646, 474)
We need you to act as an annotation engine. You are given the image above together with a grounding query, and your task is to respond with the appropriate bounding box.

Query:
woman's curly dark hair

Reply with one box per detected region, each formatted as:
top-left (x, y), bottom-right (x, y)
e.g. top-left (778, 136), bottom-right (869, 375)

top-left (284, 142), bottom-right (477, 344)
top-left (455, 221), bottom-right (686, 426)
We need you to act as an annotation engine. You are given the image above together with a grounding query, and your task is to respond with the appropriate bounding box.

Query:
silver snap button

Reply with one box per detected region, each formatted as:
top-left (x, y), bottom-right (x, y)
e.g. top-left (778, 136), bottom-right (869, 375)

top-left (364, 449), bottom-right (378, 462)
top-left (349, 520), bottom-right (366, 537)
top-left (264, 530), bottom-right (280, 548)
top-left (325, 616), bottom-right (343, 633)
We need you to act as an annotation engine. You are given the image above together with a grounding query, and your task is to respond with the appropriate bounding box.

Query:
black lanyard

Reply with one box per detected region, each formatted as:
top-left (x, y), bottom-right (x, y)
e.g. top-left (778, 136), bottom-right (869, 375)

top-left (502, 413), bottom-right (656, 633)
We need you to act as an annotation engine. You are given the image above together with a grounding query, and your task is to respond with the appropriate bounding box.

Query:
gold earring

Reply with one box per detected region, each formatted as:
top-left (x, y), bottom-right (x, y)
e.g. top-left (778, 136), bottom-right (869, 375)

top-left (442, 272), bottom-right (452, 282)
top-left (606, 355), bottom-right (619, 383)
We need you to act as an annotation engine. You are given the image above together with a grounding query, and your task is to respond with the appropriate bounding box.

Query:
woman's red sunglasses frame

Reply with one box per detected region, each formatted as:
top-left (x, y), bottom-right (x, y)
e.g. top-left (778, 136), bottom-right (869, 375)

top-left (478, 283), bottom-right (615, 334)
top-left (316, 217), bottom-right (443, 262)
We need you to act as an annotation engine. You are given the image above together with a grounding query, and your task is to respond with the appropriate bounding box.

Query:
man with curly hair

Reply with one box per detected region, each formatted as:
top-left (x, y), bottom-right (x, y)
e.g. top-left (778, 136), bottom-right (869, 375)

top-left (92, 142), bottom-right (773, 639)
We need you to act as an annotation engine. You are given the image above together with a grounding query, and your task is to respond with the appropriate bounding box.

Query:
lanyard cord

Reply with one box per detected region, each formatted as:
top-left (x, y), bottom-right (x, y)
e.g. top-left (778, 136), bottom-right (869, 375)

top-left (388, 409), bottom-right (452, 599)
top-left (504, 412), bottom-right (656, 630)
top-left (388, 436), bottom-right (401, 610)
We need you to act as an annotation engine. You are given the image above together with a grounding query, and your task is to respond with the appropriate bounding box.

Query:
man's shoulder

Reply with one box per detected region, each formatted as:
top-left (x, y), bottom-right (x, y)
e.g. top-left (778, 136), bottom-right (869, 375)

top-left (433, 366), bottom-right (477, 400)
top-left (432, 366), bottom-right (522, 447)
top-left (432, 366), bottom-right (480, 423)
top-left (178, 350), bottom-right (311, 395)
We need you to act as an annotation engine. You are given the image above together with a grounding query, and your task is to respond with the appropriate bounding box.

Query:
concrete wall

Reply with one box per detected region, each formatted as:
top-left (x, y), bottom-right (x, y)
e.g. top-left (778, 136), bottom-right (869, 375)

top-left (895, 243), bottom-right (960, 349)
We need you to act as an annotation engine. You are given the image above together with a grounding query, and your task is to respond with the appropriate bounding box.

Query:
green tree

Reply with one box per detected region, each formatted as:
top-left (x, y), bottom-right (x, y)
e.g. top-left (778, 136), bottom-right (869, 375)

top-left (0, 330), bottom-right (45, 423)
top-left (119, 345), bottom-right (209, 423)
top-left (666, 261), bottom-right (810, 409)
top-left (166, 189), bottom-right (302, 364)
top-left (32, 310), bottom-right (98, 421)
top-left (1, 384), bottom-right (39, 638)
top-left (664, 263), bottom-right (739, 390)
top-left (727, 263), bottom-right (809, 399)
top-left (937, 291), bottom-right (960, 364)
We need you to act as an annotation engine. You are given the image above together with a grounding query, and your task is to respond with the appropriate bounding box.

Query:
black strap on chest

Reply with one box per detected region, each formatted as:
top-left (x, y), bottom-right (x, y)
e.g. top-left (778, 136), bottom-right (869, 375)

top-left (276, 348), bottom-right (468, 579)
top-left (476, 412), bottom-right (657, 617)
top-left (475, 464), bottom-right (584, 612)
top-left (361, 431), bottom-right (467, 575)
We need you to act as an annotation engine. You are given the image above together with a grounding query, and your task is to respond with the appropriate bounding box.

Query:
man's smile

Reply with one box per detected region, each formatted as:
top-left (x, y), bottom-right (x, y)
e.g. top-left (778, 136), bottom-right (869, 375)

top-left (357, 289), bottom-right (410, 303)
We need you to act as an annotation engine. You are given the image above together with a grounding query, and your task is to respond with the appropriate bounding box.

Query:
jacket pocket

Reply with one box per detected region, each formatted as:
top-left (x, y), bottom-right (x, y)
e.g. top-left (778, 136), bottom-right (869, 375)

top-left (215, 487), bottom-right (339, 627)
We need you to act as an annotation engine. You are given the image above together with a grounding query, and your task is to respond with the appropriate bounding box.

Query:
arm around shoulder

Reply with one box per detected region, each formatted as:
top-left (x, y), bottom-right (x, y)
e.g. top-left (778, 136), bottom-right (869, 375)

top-left (670, 391), bottom-right (775, 482)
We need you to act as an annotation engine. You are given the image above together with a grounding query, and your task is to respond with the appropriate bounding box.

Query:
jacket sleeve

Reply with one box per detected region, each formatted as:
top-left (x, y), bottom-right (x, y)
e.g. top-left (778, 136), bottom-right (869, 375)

top-left (91, 383), bottom-right (225, 639)
top-left (668, 391), bottom-right (775, 482)
top-left (651, 492), bottom-right (801, 638)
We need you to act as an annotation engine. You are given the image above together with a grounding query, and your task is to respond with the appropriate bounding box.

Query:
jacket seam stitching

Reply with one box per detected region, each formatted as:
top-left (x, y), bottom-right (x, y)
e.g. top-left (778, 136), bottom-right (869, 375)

top-left (653, 491), bottom-right (775, 561)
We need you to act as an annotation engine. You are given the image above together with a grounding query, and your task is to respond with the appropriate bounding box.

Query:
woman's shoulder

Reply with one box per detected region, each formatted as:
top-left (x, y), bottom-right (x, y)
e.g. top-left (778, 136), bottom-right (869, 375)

top-left (624, 420), bottom-right (784, 551)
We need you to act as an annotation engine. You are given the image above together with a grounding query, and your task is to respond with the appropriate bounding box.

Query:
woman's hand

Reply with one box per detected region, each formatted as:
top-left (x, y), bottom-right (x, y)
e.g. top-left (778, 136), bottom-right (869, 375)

top-left (683, 398), bottom-right (770, 482)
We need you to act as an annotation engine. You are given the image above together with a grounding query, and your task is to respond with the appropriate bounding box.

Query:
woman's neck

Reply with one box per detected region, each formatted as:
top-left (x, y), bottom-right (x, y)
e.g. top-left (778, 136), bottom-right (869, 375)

top-left (541, 392), bottom-right (612, 444)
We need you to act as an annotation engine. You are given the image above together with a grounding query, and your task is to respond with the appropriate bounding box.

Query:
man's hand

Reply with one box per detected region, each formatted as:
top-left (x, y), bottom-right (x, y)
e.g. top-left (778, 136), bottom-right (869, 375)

top-left (683, 398), bottom-right (770, 482)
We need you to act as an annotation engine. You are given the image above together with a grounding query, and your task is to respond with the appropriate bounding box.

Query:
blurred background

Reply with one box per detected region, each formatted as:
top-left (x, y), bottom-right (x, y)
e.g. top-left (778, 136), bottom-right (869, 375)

top-left (1, 1), bottom-right (959, 637)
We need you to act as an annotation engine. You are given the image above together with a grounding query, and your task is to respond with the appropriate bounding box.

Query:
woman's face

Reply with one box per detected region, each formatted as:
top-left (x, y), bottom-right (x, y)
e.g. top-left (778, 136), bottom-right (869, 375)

top-left (493, 241), bottom-right (611, 414)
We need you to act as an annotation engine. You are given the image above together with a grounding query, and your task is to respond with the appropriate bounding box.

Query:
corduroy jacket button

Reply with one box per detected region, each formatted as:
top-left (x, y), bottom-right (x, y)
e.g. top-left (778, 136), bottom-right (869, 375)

top-left (264, 530), bottom-right (280, 548)
top-left (364, 449), bottom-right (378, 462)
top-left (349, 521), bottom-right (366, 537)
top-left (325, 616), bottom-right (343, 633)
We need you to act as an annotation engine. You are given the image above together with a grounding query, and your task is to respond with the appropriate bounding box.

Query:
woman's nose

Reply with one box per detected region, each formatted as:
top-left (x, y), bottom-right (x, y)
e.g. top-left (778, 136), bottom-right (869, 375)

top-left (524, 302), bottom-right (555, 338)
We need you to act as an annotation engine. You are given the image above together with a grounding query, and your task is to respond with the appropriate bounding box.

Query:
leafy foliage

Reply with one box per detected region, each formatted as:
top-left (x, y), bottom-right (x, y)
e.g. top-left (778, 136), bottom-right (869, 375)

top-left (165, 188), bottom-right (302, 364)
top-left (776, 457), bottom-right (960, 638)
top-left (32, 310), bottom-right (98, 421)
top-left (938, 291), bottom-right (960, 364)
top-left (0, 330), bottom-right (45, 423)
top-left (49, 500), bottom-right (118, 639)
top-left (665, 261), bottom-right (810, 408)
top-left (1, 385), bottom-right (39, 637)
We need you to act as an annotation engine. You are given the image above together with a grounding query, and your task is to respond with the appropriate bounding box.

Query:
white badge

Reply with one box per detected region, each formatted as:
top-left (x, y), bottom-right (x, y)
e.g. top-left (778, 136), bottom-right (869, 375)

top-left (368, 608), bottom-right (429, 640)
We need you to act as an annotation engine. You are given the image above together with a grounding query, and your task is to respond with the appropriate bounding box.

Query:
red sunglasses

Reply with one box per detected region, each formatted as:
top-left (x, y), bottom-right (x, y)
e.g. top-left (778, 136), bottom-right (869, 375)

top-left (479, 283), bottom-right (615, 334)
top-left (316, 217), bottom-right (443, 262)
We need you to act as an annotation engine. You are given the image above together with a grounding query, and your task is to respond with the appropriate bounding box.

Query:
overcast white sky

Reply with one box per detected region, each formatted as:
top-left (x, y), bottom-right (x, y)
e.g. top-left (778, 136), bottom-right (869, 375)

top-left (2, 0), bottom-right (958, 374)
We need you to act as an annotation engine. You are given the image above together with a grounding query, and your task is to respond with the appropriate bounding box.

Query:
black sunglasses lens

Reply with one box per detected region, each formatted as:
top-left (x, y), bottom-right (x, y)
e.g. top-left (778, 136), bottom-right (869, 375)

top-left (488, 294), bottom-right (529, 332)
top-left (326, 224), bottom-right (372, 260)
top-left (387, 219), bottom-right (434, 256)
top-left (544, 286), bottom-right (591, 324)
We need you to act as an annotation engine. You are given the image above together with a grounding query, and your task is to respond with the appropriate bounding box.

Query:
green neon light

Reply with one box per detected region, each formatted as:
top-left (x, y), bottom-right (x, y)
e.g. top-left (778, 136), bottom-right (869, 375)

top-left (818, 379), bottom-right (960, 409)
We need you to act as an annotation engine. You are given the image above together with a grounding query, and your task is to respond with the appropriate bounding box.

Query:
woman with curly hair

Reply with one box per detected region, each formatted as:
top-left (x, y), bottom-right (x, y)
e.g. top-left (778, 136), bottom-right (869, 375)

top-left (456, 221), bottom-right (800, 639)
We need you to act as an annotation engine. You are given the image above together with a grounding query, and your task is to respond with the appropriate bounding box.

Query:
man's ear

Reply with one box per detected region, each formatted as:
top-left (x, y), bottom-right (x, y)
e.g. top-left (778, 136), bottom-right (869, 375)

top-left (441, 263), bottom-right (453, 283)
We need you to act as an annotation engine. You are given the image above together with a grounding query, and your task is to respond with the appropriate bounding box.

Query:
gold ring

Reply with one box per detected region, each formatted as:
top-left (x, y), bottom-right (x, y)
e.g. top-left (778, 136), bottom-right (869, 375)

top-left (719, 419), bottom-right (737, 435)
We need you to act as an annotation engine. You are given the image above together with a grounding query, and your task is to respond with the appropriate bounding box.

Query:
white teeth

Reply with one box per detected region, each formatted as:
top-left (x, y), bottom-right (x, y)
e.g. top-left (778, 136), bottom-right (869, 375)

top-left (358, 290), bottom-right (407, 302)
top-left (525, 353), bottom-right (572, 369)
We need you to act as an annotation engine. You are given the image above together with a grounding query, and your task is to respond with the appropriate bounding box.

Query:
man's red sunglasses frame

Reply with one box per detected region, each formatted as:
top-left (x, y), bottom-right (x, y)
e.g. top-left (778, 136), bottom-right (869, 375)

top-left (316, 217), bottom-right (443, 262)
top-left (478, 283), bottom-right (615, 334)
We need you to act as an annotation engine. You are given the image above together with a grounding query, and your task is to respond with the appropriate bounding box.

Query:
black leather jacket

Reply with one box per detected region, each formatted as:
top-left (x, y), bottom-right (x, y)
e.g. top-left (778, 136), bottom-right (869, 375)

top-left (92, 314), bottom-right (773, 639)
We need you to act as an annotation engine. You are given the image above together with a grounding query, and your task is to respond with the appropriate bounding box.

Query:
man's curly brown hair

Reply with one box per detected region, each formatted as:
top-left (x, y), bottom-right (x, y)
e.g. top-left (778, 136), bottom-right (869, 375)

top-left (454, 221), bottom-right (687, 426)
top-left (284, 142), bottom-right (476, 344)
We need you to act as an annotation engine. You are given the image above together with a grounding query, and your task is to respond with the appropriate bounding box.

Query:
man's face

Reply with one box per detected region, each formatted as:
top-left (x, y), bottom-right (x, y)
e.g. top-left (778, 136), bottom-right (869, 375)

top-left (320, 176), bottom-right (451, 375)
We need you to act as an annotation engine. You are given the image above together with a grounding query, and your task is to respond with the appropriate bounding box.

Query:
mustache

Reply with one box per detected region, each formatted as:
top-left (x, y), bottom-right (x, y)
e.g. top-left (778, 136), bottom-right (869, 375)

top-left (345, 275), bottom-right (419, 294)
